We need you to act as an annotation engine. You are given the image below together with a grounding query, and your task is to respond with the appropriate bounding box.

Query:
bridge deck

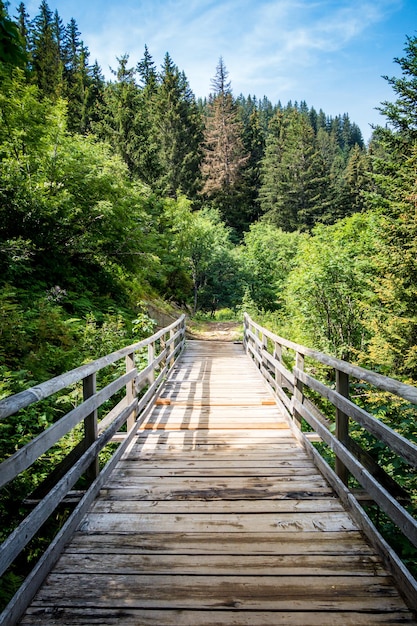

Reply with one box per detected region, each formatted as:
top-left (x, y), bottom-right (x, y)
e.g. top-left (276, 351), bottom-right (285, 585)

top-left (21, 340), bottom-right (415, 625)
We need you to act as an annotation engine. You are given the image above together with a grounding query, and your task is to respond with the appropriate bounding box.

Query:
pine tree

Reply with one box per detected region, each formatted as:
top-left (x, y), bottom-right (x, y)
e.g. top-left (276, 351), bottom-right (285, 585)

top-left (378, 35), bottom-right (417, 143)
top-left (137, 44), bottom-right (157, 89)
top-left (15, 2), bottom-right (30, 63)
top-left (132, 45), bottom-right (160, 186)
top-left (62, 18), bottom-right (90, 132)
top-left (365, 34), bottom-right (417, 377)
top-left (260, 108), bottom-right (327, 231)
top-left (153, 52), bottom-right (203, 197)
top-left (94, 54), bottom-right (141, 173)
top-left (30, 0), bottom-right (62, 98)
top-left (0, 0), bottom-right (26, 67)
top-left (237, 107), bottom-right (266, 229)
top-left (201, 58), bottom-right (248, 230)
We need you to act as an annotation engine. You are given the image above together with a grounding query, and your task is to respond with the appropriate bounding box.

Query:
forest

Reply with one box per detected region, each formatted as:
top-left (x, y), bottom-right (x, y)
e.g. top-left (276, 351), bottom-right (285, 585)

top-left (1, 0), bottom-right (417, 602)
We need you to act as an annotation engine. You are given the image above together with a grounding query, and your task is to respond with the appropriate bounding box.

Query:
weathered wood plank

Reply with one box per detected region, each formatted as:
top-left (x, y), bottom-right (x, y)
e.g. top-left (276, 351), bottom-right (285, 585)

top-left (101, 477), bottom-right (334, 500)
top-left (29, 573), bottom-right (406, 611)
top-left (20, 608), bottom-right (417, 625)
top-left (110, 465), bottom-right (322, 477)
top-left (117, 458), bottom-right (316, 468)
top-left (54, 552), bottom-right (387, 576)
top-left (91, 497), bottom-right (345, 513)
top-left (65, 530), bottom-right (377, 555)
top-left (78, 511), bottom-right (359, 533)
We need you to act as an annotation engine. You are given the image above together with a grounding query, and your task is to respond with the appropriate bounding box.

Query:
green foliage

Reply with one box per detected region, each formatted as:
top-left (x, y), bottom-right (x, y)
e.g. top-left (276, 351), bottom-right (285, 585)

top-left (240, 222), bottom-right (302, 311)
top-left (260, 108), bottom-right (327, 231)
top-left (0, 1), bottom-right (26, 68)
top-left (279, 212), bottom-right (378, 359)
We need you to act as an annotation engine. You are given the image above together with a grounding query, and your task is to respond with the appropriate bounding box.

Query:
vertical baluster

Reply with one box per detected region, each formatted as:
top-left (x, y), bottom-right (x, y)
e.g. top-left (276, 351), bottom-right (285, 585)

top-left (261, 332), bottom-right (268, 375)
top-left (148, 341), bottom-right (155, 384)
top-left (126, 352), bottom-right (135, 431)
top-left (83, 373), bottom-right (99, 482)
top-left (169, 328), bottom-right (175, 368)
top-left (293, 351), bottom-right (304, 429)
top-left (335, 369), bottom-right (350, 486)
top-left (274, 342), bottom-right (283, 394)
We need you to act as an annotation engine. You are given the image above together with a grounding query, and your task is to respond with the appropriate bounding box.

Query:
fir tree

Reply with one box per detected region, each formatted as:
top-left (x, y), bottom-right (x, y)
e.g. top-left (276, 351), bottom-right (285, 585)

top-left (0, 0), bottom-right (26, 68)
top-left (94, 54), bottom-right (141, 172)
top-left (260, 108), bottom-right (327, 231)
top-left (30, 0), bottom-right (62, 98)
top-left (201, 58), bottom-right (248, 230)
top-left (153, 52), bottom-right (203, 198)
top-left (62, 18), bottom-right (90, 133)
top-left (137, 44), bottom-right (157, 89)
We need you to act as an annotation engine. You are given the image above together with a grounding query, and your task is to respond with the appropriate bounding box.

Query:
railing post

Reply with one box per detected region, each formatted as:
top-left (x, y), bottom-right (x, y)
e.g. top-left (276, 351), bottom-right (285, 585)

top-left (274, 341), bottom-right (283, 392)
top-left (125, 352), bottom-right (136, 431)
top-left (148, 341), bottom-right (155, 384)
top-left (243, 313), bottom-right (248, 352)
top-left (293, 351), bottom-right (304, 429)
top-left (335, 369), bottom-right (350, 486)
top-left (83, 372), bottom-right (99, 482)
top-left (169, 328), bottom-right (175, 368)
top-left (261, 332), bottom-right (268, 373)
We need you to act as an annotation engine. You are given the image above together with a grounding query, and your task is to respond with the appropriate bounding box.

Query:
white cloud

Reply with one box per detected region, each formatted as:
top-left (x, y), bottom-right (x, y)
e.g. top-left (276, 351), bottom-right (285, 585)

top-left (7, 0), bottom-right (409, 138)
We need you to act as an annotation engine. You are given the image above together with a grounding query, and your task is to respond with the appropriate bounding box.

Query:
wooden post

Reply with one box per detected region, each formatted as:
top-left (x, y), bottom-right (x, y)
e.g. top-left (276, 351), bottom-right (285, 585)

top-left (335, 369), bottom-right (350, 486)
top-left (125, 352), bottom-right (136, 431)
top-left (293, 351), bottom-right (304, 429)
top-left (169, 328), bottom-right (175, 368)
top-left (261, 332), bottom-right (268, 369)
top-left (83, 373), bottom-right (99, 482)
top-left (274, 342), bottom-right (283, 393)
top-left (148, 342), bottom-right (155, 384)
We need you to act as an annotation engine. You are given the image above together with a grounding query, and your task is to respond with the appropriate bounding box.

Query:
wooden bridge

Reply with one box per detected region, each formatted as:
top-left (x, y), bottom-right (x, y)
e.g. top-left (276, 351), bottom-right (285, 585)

top-left (1, 315), bottom-right (417, 624)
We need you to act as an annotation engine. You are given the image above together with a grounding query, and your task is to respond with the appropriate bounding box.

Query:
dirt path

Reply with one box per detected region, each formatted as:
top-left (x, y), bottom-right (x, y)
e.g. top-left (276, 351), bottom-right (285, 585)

top-left (186, 320), bottom-right (242, 342)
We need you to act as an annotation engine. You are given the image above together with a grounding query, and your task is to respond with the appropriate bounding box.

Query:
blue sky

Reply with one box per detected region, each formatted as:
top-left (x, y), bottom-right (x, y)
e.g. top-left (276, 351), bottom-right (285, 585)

top-left (8, 0), bottom-right (417, 142)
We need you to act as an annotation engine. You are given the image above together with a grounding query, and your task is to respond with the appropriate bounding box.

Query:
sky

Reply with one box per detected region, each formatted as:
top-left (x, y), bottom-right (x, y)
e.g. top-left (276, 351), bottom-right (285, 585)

top-left (8, 0), bottom-right (417, 142)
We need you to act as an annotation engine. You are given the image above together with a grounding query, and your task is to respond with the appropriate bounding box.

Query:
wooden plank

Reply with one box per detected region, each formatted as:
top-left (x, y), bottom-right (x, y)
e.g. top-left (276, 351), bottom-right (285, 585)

top-left (91, 498), bottom-right (345, 513)
top-left (78, 511), bottom-right (359, 533)
top-left (110, 465), bottom-right (321, 477)
top-left (20, 607), bottom-right (417, 625)
top-left (117, 458), bottom-right (317, 468)
top-left (66, 530), bottom-right (377, 555)
top-left (101, 478), bottom-right (334, 500)
top-left (53, 552), bottom-right (388, 576)
top-left (29, 573), bottom-right (406, 611)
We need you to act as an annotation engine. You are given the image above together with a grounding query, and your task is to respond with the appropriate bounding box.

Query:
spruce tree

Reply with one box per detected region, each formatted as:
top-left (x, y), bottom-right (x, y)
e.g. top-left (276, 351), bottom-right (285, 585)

top-left (62, 18), bottom-right (90, 133)
top-left (15, 2), bottom-right (30, 63)
top-left (260, 108), bottom-right (328, 231)
top-left (365, 34), bottom-right (417, 377)
top-left (0, 0), bottom-right (25, 67)
top-left (201, 58), bottom-right (248, 230)
top-left (94, 54), bottom-right (141, 173)
top-left (153, 52), bottom-right (203, 198)
top-left (30, 0), bottom-right (62, 98)
top-left (137, 44), bottom-right (157, 89)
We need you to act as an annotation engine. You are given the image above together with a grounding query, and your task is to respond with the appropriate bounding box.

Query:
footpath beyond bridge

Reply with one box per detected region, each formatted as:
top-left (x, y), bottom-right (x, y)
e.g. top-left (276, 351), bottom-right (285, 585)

top-left (1, 316), bottom-right (417, 624)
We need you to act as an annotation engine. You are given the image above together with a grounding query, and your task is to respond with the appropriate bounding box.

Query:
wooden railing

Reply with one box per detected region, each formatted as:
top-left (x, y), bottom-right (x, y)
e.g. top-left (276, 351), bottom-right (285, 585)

top-left (244, 313), bottom-right (417, 611)
top-left (0, 315), bottom-right (186, 626)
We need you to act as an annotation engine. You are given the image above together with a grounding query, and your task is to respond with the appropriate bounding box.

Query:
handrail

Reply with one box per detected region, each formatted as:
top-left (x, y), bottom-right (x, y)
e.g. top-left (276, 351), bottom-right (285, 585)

top-left (243, 312), bottom-right (417, 611)
top-left (0, 315), bottom-right (186, 626)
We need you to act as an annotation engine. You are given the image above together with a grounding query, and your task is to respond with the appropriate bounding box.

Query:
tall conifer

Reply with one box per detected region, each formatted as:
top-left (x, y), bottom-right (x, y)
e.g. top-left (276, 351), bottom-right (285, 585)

top-left (30, 0), bottom-right (62, 97)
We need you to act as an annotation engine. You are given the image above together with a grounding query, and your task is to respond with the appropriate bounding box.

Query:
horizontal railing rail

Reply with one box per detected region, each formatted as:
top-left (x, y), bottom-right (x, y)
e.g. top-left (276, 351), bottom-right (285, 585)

top-left (243, 312), bottom-right (417, 611)
top-left (0, 315), bottom-right (186, 626)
